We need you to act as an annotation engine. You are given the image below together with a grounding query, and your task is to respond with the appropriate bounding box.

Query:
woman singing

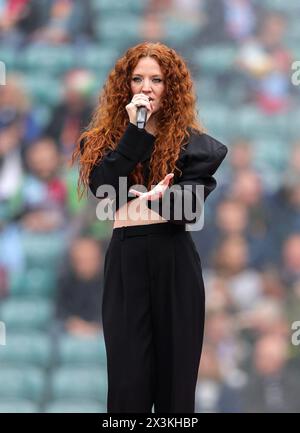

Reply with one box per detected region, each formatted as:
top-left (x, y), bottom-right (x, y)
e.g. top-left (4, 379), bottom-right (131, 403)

top-left (72, 42), bottom-right (228, 413)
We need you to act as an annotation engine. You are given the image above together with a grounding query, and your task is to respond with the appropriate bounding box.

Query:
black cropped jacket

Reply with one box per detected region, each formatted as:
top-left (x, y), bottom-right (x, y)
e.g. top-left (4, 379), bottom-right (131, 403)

top-left (80, 122), bottom-right (228, 226)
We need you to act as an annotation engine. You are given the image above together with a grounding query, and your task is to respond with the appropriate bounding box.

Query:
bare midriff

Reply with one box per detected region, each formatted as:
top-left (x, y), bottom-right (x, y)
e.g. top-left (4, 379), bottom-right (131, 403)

top-left (113, 197), bottom-right (168, 228)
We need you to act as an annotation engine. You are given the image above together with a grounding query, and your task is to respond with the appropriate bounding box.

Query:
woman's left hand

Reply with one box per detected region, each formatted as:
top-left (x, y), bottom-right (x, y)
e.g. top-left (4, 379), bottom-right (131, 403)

top-left (129, 173), bottom-right (174, 201)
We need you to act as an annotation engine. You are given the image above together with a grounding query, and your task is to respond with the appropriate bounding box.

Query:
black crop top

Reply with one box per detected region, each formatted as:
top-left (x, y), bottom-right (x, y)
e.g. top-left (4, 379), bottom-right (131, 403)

top-left (80, 122), bottom-right (228, 226)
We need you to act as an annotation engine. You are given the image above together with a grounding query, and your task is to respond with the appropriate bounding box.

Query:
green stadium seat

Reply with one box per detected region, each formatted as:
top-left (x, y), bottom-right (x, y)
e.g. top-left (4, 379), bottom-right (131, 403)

top-left (253, 137), bottom-right (289, 172)
top-left (92, 0), bottom-right (146, 15)
top-left (0, 298), bottom-right (53, 331)
top-left (0, 332), bottom-right (52, 368)
top-left (44, 400), bottom-right (105, 413)
top-left (96, 14), bottom-right (142, 47)
top-left (198, 104), bottom-right (231, 137)
top-left (0, 47), bottom-right (17, 70)
top-left (196, 78), bottom-right (219, 102)
top-left (9, 268), bottom-right (56, 298)
top-left (164, 18), bottom-right (199, 44)
top-left (17, 45), bottom-right (75, 73)
top-left (79, 46), bottom-right (119, 77)
top-left (21, 231), bottom-right (65, 269)
top-left (51, 367), bottom-right (107, 402)
top-left (0, 367), bottom-right (45, 402)
top-left (231, 107), bottom-right (289, 139)
top-left (263, 0), bottom-right (300, 14)
top-left (0, 399), bottom-right (39, 413)
top-left (58, 334), bottom-right (107, 367)
top-left (193, 45), bottom-right (237, 75)
top-left (287, 108), bottom-right (300, 141)
top-left (20, 75), bottom-right (62, 106)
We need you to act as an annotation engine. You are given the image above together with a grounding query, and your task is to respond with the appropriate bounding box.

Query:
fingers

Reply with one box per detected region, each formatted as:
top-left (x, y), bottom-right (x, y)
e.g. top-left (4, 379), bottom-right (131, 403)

top-left (128, 188), bottom-right (144, 197)
top-left (132, 94), bottom-right (151, 111)
top-left (129, 173), bottom-right (174, 200)
top-left (159, 173), bottom-right (174, 185)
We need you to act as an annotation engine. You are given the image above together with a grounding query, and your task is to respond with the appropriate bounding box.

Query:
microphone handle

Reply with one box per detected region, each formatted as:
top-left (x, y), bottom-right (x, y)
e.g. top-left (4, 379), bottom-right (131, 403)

top-left (136, 106), bottom-right (148, 129)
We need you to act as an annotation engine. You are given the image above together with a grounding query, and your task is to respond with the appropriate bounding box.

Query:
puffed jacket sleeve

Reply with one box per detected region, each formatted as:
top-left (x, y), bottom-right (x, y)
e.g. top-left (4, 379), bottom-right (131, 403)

top-left (145, 132), bottom-right (228, 225)
top-left (80, 122), bottom-right (156, 198)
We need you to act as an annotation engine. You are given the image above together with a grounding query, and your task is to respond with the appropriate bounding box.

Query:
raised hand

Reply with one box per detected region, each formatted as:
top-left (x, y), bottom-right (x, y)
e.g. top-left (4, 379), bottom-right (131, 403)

top-left (129, 173), bottom-right (174, 201)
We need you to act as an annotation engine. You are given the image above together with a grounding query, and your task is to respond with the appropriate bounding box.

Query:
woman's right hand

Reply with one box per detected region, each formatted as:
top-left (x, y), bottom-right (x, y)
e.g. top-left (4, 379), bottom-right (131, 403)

top-left (126, 93), bottom-right (154, 126)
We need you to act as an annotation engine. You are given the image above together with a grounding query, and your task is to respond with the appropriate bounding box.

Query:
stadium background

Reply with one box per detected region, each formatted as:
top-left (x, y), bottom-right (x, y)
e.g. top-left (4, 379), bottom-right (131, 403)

top-left (1, 0), bottom-right (300, 413)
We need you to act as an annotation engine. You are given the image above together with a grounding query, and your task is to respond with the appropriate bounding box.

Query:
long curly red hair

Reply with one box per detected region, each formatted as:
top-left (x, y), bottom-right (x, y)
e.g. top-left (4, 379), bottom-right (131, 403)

top-left (71, 41), bottom-right (204, 200)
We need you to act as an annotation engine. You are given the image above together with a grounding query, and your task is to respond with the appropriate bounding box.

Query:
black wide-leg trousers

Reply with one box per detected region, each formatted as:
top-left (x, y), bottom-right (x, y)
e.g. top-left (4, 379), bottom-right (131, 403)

top-left (102, 222), bottom-right (205, 413)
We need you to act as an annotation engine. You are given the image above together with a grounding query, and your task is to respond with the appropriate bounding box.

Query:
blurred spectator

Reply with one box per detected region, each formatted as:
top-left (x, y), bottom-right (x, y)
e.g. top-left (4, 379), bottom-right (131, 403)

top-left (22, 0), bottom-right (96, 46)
top-left (223, 0), bottom-right (256, 42)
top-left (44, 69), bottom-right (95, 159)
top-left (171, 0), bottom-right (202, 22)
top-left (284, 142), bottom-right (300, 178)
top-left (0, 73), bottom-right (41, 144)
top-left (23, 137), bottom-right (66, 206)
top-left (228, 169), bottom-right (271, 266)
top-left (242, 334), bottom-right (300, 412)
top-left (0, 262), bottom-right (8, 298)
top-left (55, 236), bottom-right (104, 336)
top-left (5, 136), bottom-right (69, 225)
top-left (227, 137), bottom-right (254, 173)
top-left (0, 0), bottom-right (31, 47)
top-left (194, 197), bottom-right (268, 268)
top-left (184, 0), bottom-right (256, 49)
top-left (267, 175), bottom-right (300, 264)
top-left (281, 234), bottom-right (300, 287)
top-left (236, 298), bottom-right (289, 345)
top-left (141, 0), bottom-right (170, 41)
top-left (202, 310), bottom-right (247, 391)
top-left (0, 110), bottom-right (24, 203)
top-left (209, 235), bottom-right (263, 311)
top-left (236, 11), bottom-right (293, 113)
top-left (195, 344), bottom-right (245, 412)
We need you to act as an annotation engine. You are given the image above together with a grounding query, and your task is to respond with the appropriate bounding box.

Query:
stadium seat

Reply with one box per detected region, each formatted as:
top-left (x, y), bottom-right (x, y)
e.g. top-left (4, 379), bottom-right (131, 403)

top-left (57, 334), bottom-right (107, 367)
top-left (0, 367), bottom-right (46, 402)
top-left (0, 47), bottom-right (17, 70)
top-left (0, 400), bottom-right (39, 413)
top-left (20, 75), bottom-right (62, 106)
top-left (0, 298), bottom-right (53, 331)
top-left (44, 400), bottom-right (105, 413)
top-left (287, 108), bottom-right (300, 141)
top-left (51, 367), bottom-right (107, 402)
top-left (263, 0), bottom-right (300, 14)
top-left (9, 268), bottom-right (56, 298)
top-left (17, 45), bottom-right (75, 73)
top-left (79, 46), bottom-right (119, 76)
top-left (0, 331), bottom-right (53, 368)
top-left (193, 45), bottom-right (237, 75)
top-left (21, 231), bottom-right (65, 270)
top-left (254, 137), bottom-right (289, 170)
top-left (231, 107), bottom-right (290, 139)
top-left (164, 18), bottom-right (199, 45)
top-left (92, 0), bottom-right (146, 15)
top-left (96, 14), bottom-right (142, 48)
top-left (198, 104), bottom-right (231, 137)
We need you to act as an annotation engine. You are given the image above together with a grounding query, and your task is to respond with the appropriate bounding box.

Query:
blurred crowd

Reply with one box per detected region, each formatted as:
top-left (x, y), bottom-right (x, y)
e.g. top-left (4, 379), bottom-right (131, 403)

top-left (1, 0), bottom-right (300, 413)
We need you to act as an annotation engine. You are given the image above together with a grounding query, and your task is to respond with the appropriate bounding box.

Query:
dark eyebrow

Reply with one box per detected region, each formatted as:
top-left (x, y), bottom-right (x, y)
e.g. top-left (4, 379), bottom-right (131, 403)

top-left (132, 74), bottom-right (163, 78)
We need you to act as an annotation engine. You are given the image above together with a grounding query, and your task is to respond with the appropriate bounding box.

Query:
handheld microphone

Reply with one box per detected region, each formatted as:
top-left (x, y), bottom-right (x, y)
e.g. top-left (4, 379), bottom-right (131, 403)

top-left (136, 106), bottom-right (147, 129)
